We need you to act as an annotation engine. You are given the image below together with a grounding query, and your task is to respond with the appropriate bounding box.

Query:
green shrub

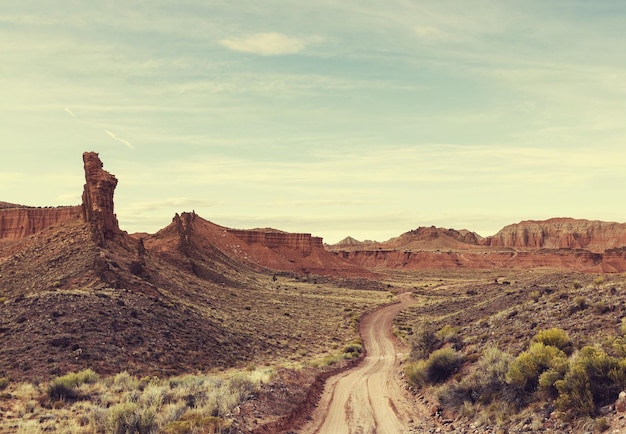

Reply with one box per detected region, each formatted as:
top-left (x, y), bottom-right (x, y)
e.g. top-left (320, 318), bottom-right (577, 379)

top-left (343, 343), bottom-right (363, 358)
top-left (555, 346), bottom-right (626, 416)
top-left (555, 363), bottom-right (594, 416)
top-left (570, 297), bottom-right (588, 314)
top-left (0, 377), bottom-right (9, 391)
top-left (410, 323), bottom-right (438, 360)
top-left (106, 401), bottom-right (158, 434)
top-left (532, 328), bottom-right (573, 355)
top-left (620, 318), bottom-right (626, 336)
top-left (438, 346), bottom-right (512, 408)
top-left (593, 276), bottom-right (605, 289)
top-left (406, 348), bottom-right (462, 387)
top-left (507, 342), bottom-right (568, 393)
top-left (556, 347), bottom-right (626, 415)
top-left (572, 280), bottom-right (583, 290)
top-left (436, 325), bottom-right (460, 341)
top-left (48, 368), bottom-right (99, 401)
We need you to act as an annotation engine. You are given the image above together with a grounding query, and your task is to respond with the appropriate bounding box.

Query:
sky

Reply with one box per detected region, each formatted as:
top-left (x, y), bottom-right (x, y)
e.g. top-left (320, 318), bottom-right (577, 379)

top-left (2, 1), bottom-right (626, 244)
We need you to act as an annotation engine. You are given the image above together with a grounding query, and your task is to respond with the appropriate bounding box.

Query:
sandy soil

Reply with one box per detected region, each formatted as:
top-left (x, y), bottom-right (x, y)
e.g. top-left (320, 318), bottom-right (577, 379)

top-left (300, 293), bottom-right (419, 434)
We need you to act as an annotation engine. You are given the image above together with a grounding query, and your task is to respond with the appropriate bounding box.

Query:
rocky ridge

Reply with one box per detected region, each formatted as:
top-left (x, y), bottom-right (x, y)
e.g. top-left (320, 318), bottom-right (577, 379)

top-left (331, 219), bottom-right (626, 272)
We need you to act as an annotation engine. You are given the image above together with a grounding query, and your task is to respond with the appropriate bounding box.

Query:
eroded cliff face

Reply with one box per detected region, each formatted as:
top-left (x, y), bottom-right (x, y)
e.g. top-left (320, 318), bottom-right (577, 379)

top-left (484, 218), bottom-right (626, 252)
top-left (228, 229), bottom-right (323, 257)
top-left (0, 206), bottom-right (82, 240)
top-left (81, 152), bottom-right (120, 244)
top-left (336, 248), bottom-right (609, 272)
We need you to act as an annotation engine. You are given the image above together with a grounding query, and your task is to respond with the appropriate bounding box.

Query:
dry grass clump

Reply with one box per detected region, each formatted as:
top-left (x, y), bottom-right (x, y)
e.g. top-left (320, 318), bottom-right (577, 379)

top-left (308, 339), bottom-right (364, 368)
top-left (0, 367), bottom-right (274, 433)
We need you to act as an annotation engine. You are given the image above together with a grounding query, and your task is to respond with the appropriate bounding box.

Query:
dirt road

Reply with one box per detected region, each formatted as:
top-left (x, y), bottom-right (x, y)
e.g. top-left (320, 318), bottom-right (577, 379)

top-left (300, 292), bottom-right (417, 434)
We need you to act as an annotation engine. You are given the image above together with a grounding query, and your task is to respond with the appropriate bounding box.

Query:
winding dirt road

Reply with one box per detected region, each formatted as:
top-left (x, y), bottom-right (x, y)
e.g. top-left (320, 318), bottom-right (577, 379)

top-left (300, 292), bottom-right (417, 434)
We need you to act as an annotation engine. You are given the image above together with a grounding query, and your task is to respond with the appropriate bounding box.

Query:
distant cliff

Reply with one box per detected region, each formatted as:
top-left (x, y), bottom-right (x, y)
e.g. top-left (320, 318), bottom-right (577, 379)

top-left (483, 218), bottom-right (626, 253)
top-left (228, 229), bottom-right (323, 257)
top-left (0, 206), bottom-right (82, 240)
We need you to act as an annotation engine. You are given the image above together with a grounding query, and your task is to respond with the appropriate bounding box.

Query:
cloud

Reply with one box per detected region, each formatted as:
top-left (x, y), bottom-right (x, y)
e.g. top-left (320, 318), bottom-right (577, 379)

top-left (220, 32), bottom-right (306, 55)
top-left (104, 129), bottom-right (134, 150)
top-left (414, 26), bottom-right (450, 41)
top-left (64, 107), bottom-right (77, 117)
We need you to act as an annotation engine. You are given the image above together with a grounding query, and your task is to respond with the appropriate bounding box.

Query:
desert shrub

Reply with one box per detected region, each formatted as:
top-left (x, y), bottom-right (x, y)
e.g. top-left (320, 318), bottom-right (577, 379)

top-left (410, 323), bottom-right (438, 360)
top-left (572, 280), bottom-right (583, 290)
top-left (555, 346), bottom-right (626, 416)
top-left (162, 411), bottom-right (227, 434)
top-left (0, 377), bottom-right (9, 391)
top-left (342, 343), bottom-right (363, 359)
top-left (107, 371), bottom-right (140, 393)
top-left (594, 276), bottom-right (606, 289)
top-left (555, 364), bottom-right (594, 417)
top-left (532, 328), bottom-right (573, 355)
top-left (439, 346), bottom-right (512, 408)
top-left (507, 342), bottom-right (568, 394)
top-left (569, 297), bottom-right (588, 314)
top-left (106, 401), bottom-right (158, 434)
top-left (620, 318), bottom-right (626, 336)
top-left (407, 348), bottom-right (462, 387)
top-left (48, 368), bottom-right (99, 401)
top-left (406, 359), bottom-right (428, 387)
top-left (228, 373), bottom-right (257, 402)
top-left (436, 325), bottom-right (460, 341)
top-left (529, 291), bottom-right (541, 302)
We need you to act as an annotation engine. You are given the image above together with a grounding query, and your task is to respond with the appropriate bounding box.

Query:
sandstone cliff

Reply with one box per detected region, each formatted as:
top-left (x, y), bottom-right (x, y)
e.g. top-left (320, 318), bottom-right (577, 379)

top-left (228, 229), bottom-right (323, 257)
top-left (0, 206), bottom-right (82, 240)
top-left (484, 218), bottom-right (626, 252)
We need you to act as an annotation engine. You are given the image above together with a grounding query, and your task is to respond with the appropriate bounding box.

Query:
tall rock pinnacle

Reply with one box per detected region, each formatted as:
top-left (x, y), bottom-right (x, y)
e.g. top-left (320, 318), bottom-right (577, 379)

top-left (81, 152), bottom-right (120, 244)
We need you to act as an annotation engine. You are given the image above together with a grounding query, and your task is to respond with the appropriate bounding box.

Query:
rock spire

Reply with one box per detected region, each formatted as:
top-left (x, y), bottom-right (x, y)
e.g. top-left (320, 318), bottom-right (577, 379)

top-left (81, 152), bottom-right (119, 244)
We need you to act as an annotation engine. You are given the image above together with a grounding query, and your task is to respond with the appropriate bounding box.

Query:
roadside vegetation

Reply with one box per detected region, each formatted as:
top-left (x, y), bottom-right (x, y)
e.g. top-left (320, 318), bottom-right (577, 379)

top-left (0, 367), bottom-right (272, 433)
top-left (396, 270), bottom-right (626, 432)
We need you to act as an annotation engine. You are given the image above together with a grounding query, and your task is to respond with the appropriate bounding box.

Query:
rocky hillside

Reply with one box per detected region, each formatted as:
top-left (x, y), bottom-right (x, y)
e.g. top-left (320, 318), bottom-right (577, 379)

top-left (0, 152), bottom-right (375, 382)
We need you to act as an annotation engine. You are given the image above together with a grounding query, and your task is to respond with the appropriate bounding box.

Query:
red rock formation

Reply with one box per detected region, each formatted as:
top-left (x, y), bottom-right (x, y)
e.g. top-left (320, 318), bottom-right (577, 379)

top-left (385, 226), bottom-right (482, 250)
top-left (228, 229), bottom-right (322, 257)
top-left (0, 206), bottom-right (82, 240)
top-left (81, 152), bottom-right (120, 244)
top-left (483, 218), bottom-right (626, 252)
top-left (335, 248), bottom-right (609, 272)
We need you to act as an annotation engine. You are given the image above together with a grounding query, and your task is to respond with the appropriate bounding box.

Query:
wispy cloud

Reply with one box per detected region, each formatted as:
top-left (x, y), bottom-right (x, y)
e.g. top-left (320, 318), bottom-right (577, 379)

top-left (220, 32), bottom-right (307, 55)
top-left (104, 130), bottom-right (134, 150)
top-left (64, 107), bottom-right (77, 117)
top-left (414, 26), bottom-right (450, 41)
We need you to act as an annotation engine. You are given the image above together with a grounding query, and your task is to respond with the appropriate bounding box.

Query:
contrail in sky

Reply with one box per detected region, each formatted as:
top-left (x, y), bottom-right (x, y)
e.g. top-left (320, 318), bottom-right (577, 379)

top-left (105, 130), bottom-right (135, 150)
